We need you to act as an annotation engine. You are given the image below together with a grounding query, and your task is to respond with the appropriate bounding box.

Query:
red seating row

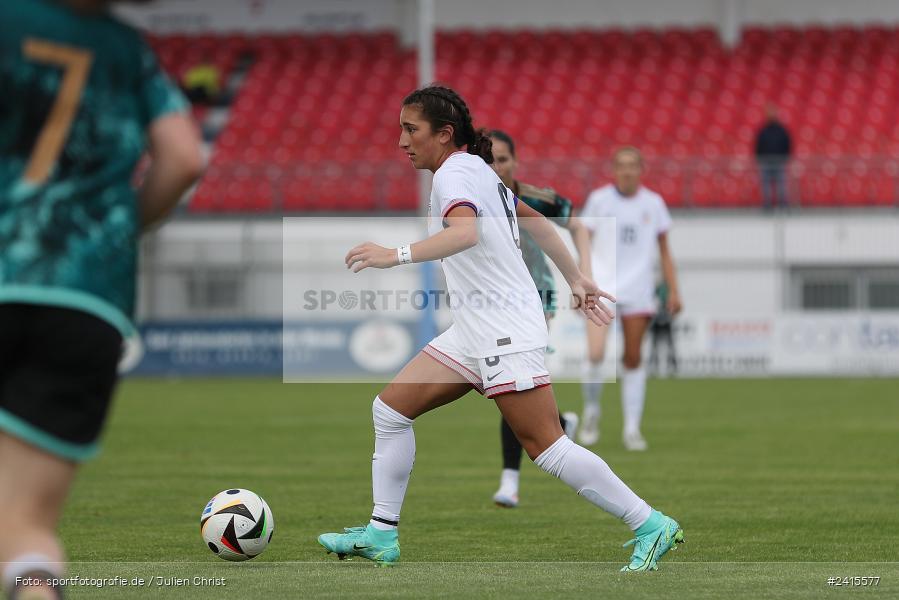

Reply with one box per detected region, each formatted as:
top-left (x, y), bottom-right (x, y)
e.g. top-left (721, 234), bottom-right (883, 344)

top-left (190, 165), bottom-right (418, 212)
top-left (188, 158), bottom-right (898, 213)
top-left (149, 27), bottom-right (899, 212)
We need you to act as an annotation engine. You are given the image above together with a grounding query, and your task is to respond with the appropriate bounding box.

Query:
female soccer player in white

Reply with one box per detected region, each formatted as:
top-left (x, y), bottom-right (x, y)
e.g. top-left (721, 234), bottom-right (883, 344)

top-left (318, 87), bottom-right (683, 570)
top-left (578, 148), bottom-right (683, 451)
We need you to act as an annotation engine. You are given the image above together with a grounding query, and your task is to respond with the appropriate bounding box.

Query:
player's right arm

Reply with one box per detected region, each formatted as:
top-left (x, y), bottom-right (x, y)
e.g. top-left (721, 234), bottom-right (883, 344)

top-left (139, 113), bottom-right (203, 230)
top-left (408, 206), bottom-right (479, 261)
top-left (345, 205), bottom-right (478, 272)
top-left (345, 166), bottom-right (481, 272)
top-left (391, 165), bottom-right (480, 263)
top-left (134, 37), bottom-right (203, 231)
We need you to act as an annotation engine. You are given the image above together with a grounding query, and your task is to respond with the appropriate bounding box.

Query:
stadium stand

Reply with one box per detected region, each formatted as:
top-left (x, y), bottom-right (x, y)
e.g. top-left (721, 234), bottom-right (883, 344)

top-left (146, 26), bottom-right (899, 212)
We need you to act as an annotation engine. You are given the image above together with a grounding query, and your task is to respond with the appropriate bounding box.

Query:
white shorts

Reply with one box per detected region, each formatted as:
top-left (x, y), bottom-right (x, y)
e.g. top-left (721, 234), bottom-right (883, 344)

top-left (422, 326), bottom-right (551, 399)
top-left (594, 276), bottom-right (656, 319)
top-left (617, 299), bottom-right (657, 318)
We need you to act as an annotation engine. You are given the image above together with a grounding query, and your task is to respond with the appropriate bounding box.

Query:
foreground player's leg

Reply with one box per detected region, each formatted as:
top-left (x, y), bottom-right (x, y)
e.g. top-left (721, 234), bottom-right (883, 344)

top-left (0, 307), bottom-right (120, 599)
top-left (370, 398), bottom-right (414, 528)
top-left (0, 434), bottom-right (73, 600)
top-left (493, 412), bottom-right (577, 508)
top-left (317, 397), bottom-right (409, 565)
top-left (498, 387), bottom-right (650, 527)
top-left (621, 316), bottom-right (651, 451)
top-left (580, 321), bottom-right (608, 445)
top-left (318, 352), bottom-right (472, 566)
top-left (495, 385), bottom-right (683, 571)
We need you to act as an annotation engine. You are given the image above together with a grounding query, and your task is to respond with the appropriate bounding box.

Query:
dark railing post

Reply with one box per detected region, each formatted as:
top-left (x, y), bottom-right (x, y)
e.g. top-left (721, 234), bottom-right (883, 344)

top-left (684, 158), bottom-right (693, 209)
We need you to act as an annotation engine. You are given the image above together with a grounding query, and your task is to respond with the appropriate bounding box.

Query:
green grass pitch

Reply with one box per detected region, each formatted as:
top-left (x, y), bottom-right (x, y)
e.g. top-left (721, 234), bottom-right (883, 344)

top-left (59, 378), bottom-right (899, 598)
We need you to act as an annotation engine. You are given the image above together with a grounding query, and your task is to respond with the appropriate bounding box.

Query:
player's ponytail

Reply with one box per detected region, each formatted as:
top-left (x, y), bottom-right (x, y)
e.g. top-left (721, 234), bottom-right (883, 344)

top-left (402, 84), bottom-right (494, 164)
top-left (468, 128), bottom-right (494, 165)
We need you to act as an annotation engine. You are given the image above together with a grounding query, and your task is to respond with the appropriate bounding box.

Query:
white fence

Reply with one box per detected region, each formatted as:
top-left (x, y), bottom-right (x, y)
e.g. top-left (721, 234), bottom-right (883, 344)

top-left (137, 212), bottom-right (899, 377)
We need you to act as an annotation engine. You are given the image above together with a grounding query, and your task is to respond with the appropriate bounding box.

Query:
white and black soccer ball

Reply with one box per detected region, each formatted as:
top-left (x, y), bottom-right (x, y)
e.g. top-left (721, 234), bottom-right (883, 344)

top-left (200, 489), bottom-right (274, 561)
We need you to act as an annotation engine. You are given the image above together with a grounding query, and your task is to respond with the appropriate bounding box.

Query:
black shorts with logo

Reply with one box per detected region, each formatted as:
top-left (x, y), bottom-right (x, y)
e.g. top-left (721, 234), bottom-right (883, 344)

top-left (0, 303), bottom-right (122, 461)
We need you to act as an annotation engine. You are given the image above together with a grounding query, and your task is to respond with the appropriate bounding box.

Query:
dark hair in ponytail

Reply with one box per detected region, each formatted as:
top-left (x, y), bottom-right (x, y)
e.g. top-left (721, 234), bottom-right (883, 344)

top-left (489, 130), bottom-right (516, 157)
top-left (402, 85), bottom-right (494, 165)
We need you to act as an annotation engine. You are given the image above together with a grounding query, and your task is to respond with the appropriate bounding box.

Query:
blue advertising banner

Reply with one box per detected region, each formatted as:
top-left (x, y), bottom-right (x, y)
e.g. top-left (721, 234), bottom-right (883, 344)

top-left (132, 320), bottom-right (418, 378)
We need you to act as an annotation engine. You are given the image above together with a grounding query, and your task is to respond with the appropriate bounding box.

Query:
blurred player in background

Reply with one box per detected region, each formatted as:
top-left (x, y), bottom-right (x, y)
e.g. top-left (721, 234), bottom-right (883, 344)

top-left (488, 130), bottom-right (591, 508)
top-left (648, 282), bottom-right (678, 376)
top-left (0, 1), bottom-right (202, 597)
top-left (578, 148), bottom-right (681, 451)
top-left (318, 85), bottom-right (684, 571)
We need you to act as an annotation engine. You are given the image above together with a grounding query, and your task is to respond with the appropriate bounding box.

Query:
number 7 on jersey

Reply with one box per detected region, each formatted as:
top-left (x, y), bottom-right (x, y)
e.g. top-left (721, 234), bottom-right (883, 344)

top-left (22, 38), bottom-right (94, 184)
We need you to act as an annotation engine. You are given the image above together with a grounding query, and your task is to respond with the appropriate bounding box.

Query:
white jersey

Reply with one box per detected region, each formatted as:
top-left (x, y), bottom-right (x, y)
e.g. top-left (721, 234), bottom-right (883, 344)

top-left (580, 184), bottom-right (672, 305)
top-left (428, 152), bottom-right (548, 358)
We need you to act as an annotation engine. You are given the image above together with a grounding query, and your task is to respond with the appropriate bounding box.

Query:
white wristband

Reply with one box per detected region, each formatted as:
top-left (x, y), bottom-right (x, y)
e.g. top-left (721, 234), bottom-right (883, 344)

top-left (397, 244), bottom-right (413, 265)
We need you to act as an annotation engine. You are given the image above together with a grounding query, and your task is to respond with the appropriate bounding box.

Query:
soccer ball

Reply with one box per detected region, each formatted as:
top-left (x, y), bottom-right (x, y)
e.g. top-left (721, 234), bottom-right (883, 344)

top-left (200, 488), bottom-right (274, 561)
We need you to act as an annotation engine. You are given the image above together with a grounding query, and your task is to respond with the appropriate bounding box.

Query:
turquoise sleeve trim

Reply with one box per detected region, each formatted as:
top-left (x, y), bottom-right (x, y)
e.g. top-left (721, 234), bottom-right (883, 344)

top-left (0, 285), bottom-right (135, 339)
top-left (0, 408), bottom-right (100, 462)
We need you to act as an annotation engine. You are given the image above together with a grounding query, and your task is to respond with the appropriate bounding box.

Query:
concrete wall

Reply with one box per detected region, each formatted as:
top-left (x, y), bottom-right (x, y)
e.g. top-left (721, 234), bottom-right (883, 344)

top-left (431, 0), bottom-right (720, 30)
top-left (114, 0), bottom-right (396, 33)
top-left (135, 212), bottom-right (899, 377)
top-left (432, 0), bottom-right (899, 30)
top-left (138, 212), bottom-right (899, 321)
top-left (116, 0), bottom-right (899, 34)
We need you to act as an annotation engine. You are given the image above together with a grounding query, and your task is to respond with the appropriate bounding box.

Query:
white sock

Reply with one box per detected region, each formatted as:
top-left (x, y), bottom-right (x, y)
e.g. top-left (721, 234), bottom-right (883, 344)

top-left (499, 468), bottom-right (519, 494)
top-left (534, 435), bottom-right (652, 530)
top-left (622, 366), bottom-right (647, 435)
top-left (2, 553), bottom-right (63, 594)
top-left (370, 396), bottom-right (414, 530)
top-left (581, 361), bottom-right (604, 419)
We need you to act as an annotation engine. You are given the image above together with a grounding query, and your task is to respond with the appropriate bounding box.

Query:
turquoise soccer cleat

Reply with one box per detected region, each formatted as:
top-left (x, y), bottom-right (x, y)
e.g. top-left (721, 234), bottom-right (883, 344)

top-left (620, 510), bottom-right (685, 572)
top-left (318, 524), bottom-right (400, 567)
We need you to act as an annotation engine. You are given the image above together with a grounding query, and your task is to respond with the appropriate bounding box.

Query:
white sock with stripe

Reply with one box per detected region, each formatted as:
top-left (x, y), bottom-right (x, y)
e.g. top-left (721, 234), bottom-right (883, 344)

top-left (534, 435), bottom-right (651, 530)
top-left (2, 553), bottom-right (63, 596)
top-left (370, 396), bottom-right (415, 531)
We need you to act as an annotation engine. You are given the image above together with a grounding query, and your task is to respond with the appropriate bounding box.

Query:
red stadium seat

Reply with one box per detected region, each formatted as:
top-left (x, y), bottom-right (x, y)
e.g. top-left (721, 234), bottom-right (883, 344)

top-left (154, 26), bottom-right (899, 212)
top-left (873, 172), bottom-right (898, 206)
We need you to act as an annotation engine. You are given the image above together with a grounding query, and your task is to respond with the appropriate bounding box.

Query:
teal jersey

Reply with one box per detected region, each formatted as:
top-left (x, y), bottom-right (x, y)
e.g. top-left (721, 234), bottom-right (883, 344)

top-left (515, 182), bottom-right (573, 315)
top-left (0, 0), bottom-right (187, 336)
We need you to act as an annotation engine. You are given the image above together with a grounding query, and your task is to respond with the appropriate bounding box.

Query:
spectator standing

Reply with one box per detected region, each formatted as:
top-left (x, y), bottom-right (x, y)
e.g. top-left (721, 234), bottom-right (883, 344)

top-left (755, 104), bottom-right (792, 210)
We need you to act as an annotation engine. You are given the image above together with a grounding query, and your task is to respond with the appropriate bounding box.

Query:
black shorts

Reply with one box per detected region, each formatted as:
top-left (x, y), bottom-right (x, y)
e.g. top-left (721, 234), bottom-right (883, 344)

top-left (0, 303), bottom-right (122, 461)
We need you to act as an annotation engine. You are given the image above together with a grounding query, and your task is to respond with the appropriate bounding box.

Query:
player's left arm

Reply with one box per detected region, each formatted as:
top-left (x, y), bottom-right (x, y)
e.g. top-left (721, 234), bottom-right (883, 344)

top-left (658, 232), bottom-right (682, 315)
top-left (564, 215), bottom-right (593, 279)
top-left (517, 201), bottom-right (614, 325)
